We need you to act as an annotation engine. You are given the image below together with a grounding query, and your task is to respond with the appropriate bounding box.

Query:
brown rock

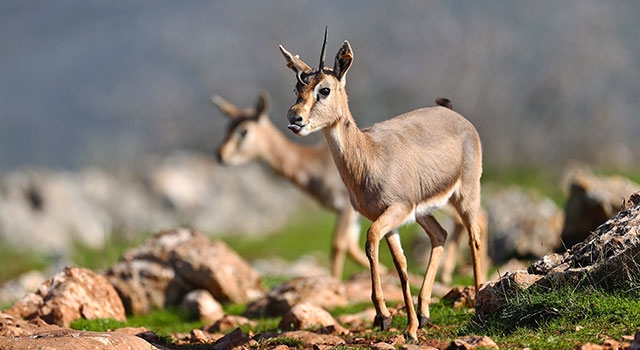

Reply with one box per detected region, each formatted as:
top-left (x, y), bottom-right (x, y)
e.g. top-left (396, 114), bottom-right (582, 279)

top-left (337, 307), bottom-right (377, 328)
top-left (105, 228), bottom-right (264, 314)
top-left (475, 271), bottom-right (542, 320)
top-left (207, 315), bottom-right (258, 332)
top-left (279, 302), bottom-right (346, 332)
top-left (485, 186), bottom-right (563, 262)
top-left (5, 266), bottom-right (125, 327)
top-left (211, 327), bottom-right (251, 350)
top-left (561, 167), bottom-right (640, 249)
top-left (442, 286), bottom-right (476, 309)
top-left (106, 259), bottom-right (191, 315)
top-left (182, 289), bottom-right (224, 323)
top-left (245, 276), bottom-right (347, 317)
top-left (344, 272), bottom-right (405, 303)
top-left (452, 335), bottom-right (499, 349)
top-left (0, 328), bottom-right (159, 349)
top-left (276, 330), bottom-right (345, 346)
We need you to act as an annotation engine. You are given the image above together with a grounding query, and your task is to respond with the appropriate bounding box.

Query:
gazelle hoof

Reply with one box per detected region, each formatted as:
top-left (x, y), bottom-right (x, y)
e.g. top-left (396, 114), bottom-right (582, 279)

top-left (373, 314), bottom-right (393, 330)
top-left (418, 314), bottom-right (431, 328)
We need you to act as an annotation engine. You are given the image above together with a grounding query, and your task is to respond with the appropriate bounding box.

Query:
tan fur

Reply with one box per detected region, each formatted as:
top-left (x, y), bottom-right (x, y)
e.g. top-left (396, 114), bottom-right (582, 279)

top-left (280, 36), bottom-right (484, 341)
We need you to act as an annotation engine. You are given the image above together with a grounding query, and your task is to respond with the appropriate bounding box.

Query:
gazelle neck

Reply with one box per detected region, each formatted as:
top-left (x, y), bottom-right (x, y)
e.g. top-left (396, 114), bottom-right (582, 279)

top-left (260, 118), bottom-right (316, 184)
top-left (321, 108), bottom-right (370, 187)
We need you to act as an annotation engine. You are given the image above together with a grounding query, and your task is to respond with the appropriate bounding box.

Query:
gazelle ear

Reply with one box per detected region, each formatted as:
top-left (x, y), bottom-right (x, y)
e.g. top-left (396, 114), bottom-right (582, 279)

top-left (256, 91), bottom-right (270, 119)
top-left (333, 40), bottom-right (353, 82)
top-left (279, 45), bottom-right (312, 74)
top-left (212, 95), bottom-right (242, 118)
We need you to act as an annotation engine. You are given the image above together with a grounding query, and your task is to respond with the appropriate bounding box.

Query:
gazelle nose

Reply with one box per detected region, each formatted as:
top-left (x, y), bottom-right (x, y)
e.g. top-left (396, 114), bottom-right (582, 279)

top-left (288, 114), bottom-right (304, 125)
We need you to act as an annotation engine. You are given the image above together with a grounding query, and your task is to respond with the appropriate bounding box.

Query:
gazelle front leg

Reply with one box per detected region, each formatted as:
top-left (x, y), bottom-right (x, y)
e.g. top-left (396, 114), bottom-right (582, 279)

top-left (365, 204), bottom-right (412, 332)
top-left (415, 214), bottom-right (448, 328)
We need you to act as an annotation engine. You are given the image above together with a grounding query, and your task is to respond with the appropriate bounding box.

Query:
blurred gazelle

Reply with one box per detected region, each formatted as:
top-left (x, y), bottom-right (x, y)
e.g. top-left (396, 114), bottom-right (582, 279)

top-left (279, 29), bottom-right (484, 340)
top-left (213, 92), bottom-right (370, 278)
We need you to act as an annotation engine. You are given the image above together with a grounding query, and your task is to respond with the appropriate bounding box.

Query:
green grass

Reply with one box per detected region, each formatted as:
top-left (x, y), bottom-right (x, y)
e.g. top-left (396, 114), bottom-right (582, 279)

top-left (0, 242), bottom-right (50, 284)
top-left (464, 282), bottom-right (640, 349)
top-left (72, 307), bottom-right (204, 337)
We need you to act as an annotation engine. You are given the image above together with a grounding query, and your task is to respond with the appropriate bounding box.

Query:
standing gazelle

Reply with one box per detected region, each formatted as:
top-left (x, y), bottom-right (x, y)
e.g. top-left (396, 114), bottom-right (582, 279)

top-left (279, 29), bottom-right (484, 340)
top-left (212, 91), bottom-right (370, 278)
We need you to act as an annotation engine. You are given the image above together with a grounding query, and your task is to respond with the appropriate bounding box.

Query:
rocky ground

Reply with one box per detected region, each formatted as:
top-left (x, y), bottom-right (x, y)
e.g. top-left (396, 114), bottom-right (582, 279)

top-left (2, 162), bottom-right (640, 349)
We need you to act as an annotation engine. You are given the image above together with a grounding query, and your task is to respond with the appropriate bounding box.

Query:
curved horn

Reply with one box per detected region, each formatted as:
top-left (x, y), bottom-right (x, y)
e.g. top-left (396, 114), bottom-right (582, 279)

top-left (296, 72), bottom-right (307, 86)
top-left (319, 26), bottom-right (328, 70)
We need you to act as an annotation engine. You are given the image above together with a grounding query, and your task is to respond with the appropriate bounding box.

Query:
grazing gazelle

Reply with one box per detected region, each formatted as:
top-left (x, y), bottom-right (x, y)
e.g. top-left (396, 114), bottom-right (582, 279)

top-left (279, 29), bottom-right (484, 340)
top-left (212, 91), bottom-right (370, 278)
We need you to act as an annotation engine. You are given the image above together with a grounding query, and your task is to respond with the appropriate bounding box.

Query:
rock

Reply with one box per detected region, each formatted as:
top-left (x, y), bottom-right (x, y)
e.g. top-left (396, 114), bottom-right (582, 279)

top-left (477, 191), bottom-right (640, 318)
top-left (561, 167), bottom-right (640, 249)
top-left (485, 186), bottom-right (563, 262)
top-left (344, 272), bottom-right (405, 303)
top-left (275, 330), bottom-right (345, 347)
top-left (210, 327), bottom-right (251, 350)
top-left (105, 228), bottom-right (264, 314)
top-left (181, 289), bottom-right (224, 323)
top-left (452, 335), bottom-right (499, 349)
top-left (206, 315), bottom-right (258, 332)
top-left (476, 271), bottom-right (543, 320)
top-left (0, 312), bottom-right (59, 337)
top-left (337, 307), bottom-right (377, 328)
top-left (0, 270), bottom-right (47, 306)
top-left (105, 259), bottom-right (191, 315)
top-left (0, 328), bottom-right (160, 350)
top-left (279, 302), bottom-right (346, 332)
top-left (4, 266), bottom-right (125, 327)
top-left (629, 329), bottom-right (640, 350)
top-left (442, 286), bottom-right (476, 309)
top-left (252, 255), bottom-right (330, 278)
top-left (245, 276), bottom-right (347, 317)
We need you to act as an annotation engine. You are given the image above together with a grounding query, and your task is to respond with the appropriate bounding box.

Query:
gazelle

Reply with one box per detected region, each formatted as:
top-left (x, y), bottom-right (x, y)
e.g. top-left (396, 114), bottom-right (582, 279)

top-left (213, 92), bottom-right (487, 285)
top-left (212, 91), bottom-right (370, 278)
top-left (279, 29), bottom-right (484, 340)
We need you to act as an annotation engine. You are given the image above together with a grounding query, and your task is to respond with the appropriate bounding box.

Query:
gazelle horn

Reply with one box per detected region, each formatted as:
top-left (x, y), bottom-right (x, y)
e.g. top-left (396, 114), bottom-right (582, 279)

top-left (319, 26), bottom-right (328, 70)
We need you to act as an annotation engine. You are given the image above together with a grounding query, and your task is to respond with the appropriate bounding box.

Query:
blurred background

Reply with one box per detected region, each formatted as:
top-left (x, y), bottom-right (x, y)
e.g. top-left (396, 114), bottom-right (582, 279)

top-left (1, 1), bottom-right (639, 286)
top-left (3, 0), bottom-right (639, 171)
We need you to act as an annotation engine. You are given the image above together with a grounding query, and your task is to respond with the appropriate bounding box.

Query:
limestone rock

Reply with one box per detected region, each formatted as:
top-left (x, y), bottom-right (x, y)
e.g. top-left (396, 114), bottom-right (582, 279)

top-left (442, 286), bottom-right (476, 309)
top-left (279, 302), bottom-right (346, 332)
top-left (181, 289), bottom-right (224, 323)
top-left (105, 228), bottom-right (264, 314)
top-left (106, 259), bottom-right (191, 315)
top-left (485, 186), bottom-right (563, 262)
top-left (275, 330), bottom-right (345, 347)
top-left (5, 266), bottom-right (125, 327)
top-left (561, 167), bottom-right (640, 249)
top-left (477, 192), bottom-right (640, 318)
top-left (206, 315), bottom-right (258, 332)
top-left (452, 335), bottom-right (499, 349)
top-left (0, 328), bottom-right (160, 350)
top-left (344, 272), bottom-right (405, 303)
top-left (245, 276), bottom-right (347, 318)
top-left (211, 327), bottom-right (251, 350)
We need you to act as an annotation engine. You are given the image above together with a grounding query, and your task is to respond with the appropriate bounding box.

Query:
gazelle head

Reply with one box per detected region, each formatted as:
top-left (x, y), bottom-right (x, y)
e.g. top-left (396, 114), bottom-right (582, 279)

top-left (212, 92), bottom-right (270, 165)
top-left (280, 28), bottom-right (353, 136)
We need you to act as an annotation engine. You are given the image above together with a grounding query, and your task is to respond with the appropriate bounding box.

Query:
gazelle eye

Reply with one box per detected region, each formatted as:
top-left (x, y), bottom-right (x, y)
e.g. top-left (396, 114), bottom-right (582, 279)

top-left (238, 129), bottom-right (248, 138)
top-left (319, 87), bottom-right (331, 96)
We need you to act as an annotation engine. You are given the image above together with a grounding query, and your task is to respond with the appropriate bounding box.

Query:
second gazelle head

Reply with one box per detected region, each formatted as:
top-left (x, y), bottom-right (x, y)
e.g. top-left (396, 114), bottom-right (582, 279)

top-left (279, 28), bottom-right (354, 136)
top-left (212, 92), bottom-right (270, 165)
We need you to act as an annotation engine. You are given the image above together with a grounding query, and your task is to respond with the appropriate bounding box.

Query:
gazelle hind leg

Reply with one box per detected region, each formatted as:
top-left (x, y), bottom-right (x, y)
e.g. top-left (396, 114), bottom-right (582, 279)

top-left (450, 191), bottom-right (484, 288)
top-left (415, 214), bottom-right (448, 328)
top-left (384, 229), bottom-right (418, 340)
